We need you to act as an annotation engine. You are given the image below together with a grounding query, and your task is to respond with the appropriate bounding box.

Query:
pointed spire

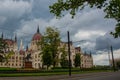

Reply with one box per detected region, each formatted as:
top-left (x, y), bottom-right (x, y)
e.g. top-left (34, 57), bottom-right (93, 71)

top-left (26, 44), bottom-right (28, 51)
top-left (15, 34), bottom-right (17, 42)
top-left (11, 36), bottom-right (12, 41)
top-left (1, 32), bottom-right (3, 39)
top-left (19, 39), bottom-right (24, 50)
top-left (37, 25), bottom-right (39, 33)
top-left (84, 51), bottom-right (87, 55)
top-left (90, 51), bottom-right (92, 57)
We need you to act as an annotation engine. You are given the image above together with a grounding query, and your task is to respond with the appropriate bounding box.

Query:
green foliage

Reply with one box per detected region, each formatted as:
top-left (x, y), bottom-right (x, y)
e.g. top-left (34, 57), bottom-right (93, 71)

top-left (0, 38), bottom-right (7, 53)
top-left (0, 67), bottom-right (16, 71)
top-left (4, 50), bottom-right (15, 65)
top-left (6, 50), bottom-right (14, 58)
top-left (60, 44), bottom-right (69, 68)
top-left (38, 27), bottom-right (61, 68)
top-left (0, 55), bottom-right (4, 62)
top-left (42, 46), bottom-right (53, 69)
top-left (50, 0), bottom-right (107, 18)
top-left (0, 37), bottom-right (14, 63)
top-left (50, 0), bottom-right (120, 38)
top-left (60, 59), bottom-right (69, 68)
top-left (0, 38), bottom-right (7, 62)
top-left (74, 53), bottom-right (81, 67)
top-left (111, 23), bottom-right (120, 38)
top-left (116, 61), bottom-right (120, 69)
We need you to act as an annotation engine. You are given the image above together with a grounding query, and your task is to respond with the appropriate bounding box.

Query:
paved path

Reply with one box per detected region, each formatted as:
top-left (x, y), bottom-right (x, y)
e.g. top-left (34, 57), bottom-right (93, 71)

top-left (60, 71), bottom-right (120, 80)
top-left (0, 71), bottom-right (119, 80)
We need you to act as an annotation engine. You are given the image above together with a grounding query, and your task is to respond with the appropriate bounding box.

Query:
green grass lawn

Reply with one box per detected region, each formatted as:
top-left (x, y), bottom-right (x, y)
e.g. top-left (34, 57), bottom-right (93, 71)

top-left (0, 72), bottom-right (67, 77)
top-left (0, 69), bottom-right (112, 77)
top-left (0, 67), bottom-right (16, 70)
top-left (0, 67), bottom-right (114, 77)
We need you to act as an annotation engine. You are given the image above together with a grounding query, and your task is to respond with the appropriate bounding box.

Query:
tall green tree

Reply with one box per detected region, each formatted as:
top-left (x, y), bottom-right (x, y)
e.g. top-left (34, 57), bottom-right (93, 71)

top-left (4, 50), bottom-right (14, 66)
top-left (0, 38), bottom-right (7, 62)
top-left (50, 0), bottom-right (120, 38)
top-left (74, 53), bottom-right (81, 67)
top-left (38, 27), bottom-right (61, 68)
top-left (116, 61), bottom-right (120, 69)
top-left (60, 44), bottom-right (69, 68)
top-left (39, 36), bottom-right (53, 69)
top-left (42, 45), bottom-right (53, 69)
top-left (0, 37), bottom-right (14, 64)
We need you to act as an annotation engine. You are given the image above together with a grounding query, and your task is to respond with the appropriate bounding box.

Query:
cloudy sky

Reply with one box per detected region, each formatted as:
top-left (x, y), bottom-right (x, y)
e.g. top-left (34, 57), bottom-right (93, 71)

top-left (0, 0), bottom-right (120, 65)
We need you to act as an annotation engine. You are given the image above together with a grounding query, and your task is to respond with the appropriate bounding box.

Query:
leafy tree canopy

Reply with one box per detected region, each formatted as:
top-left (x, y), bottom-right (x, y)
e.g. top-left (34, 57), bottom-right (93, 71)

top-left (0, 38), bottom-right (7, 53)
top-left (74, 53), bottom-right (81, 67)
top-left (50, 0), bottom-right (120, 38)
top-left (60, 44), bottom-right (69, 68)
top-left (0, 38), bottom-right (7, 62)
top-left (4, 50), bottom-right (14, 64)
top-left (38, 27), bottom-right (61, 68)
top-left (0, 37), bottom-right (15, 63)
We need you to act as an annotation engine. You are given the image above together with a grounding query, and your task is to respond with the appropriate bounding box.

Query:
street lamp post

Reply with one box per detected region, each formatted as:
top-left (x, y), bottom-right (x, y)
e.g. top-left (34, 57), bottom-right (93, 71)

top-left (67, 31), bottom-right (71, 76)
top-left (110, 45), bottom-right (116, 72)
top-left (107, 46), bottom-right (111, 66)
top-left (105, 39), bottom-right (111, 67)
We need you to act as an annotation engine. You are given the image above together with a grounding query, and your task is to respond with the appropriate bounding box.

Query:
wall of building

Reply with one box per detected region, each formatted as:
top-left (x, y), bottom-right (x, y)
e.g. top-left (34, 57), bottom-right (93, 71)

top-left (0, 29), bottom-right (93, 69)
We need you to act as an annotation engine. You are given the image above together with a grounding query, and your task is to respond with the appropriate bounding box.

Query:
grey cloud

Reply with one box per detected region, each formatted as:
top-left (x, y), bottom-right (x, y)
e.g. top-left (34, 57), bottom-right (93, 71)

top-left (17, 6), bottom-right (117, 52)
top-left (0, 0), bottom-right (32, 36)
top-left (95, 32), bottom-right (120, 50)
top-left (49, 8), bottom-right (116, 42)
top-left (31, 0), bottom-right (56, 19)
top-left (0, 0), bottom-right (32, 18)
top-left (0, 0), bottom-right (118, 57)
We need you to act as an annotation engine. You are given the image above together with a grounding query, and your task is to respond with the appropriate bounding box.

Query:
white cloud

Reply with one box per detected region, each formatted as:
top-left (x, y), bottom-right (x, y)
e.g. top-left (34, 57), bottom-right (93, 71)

top-left (11, 1), bottom-right (117, 66)
top-left (5, 0), bottom-right (118, 66)
top-left (16, 7), bottom-right (116, 51)
top-left (113, 49), bottom-right (120, 59)
top-left (0, 0), bottom-right (32, 19)
top-left (93, 52), bottom-right (109, 65)
top-left (0, 16), bottom-right (6, 24)
top-left (74, 30), bottom-right (105, 41)
top-left (16, 18), bottom-right (48, 38)
top-left (93, 49), bottom-right (120, 65)
top-left (95, 33), bottom-right (120, 50)
top-left (16, 5), bottom-right (116, 42)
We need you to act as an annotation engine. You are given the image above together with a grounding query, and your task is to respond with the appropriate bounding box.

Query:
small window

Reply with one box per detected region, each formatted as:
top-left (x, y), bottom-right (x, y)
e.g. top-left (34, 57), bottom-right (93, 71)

top-left (16, 56), bottom-right (18, 59)
top-left (12, 56), bottom-right (14, 59)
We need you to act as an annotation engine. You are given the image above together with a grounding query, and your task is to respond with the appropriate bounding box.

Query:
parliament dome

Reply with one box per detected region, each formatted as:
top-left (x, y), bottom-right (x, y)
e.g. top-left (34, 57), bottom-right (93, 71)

top-left (32, 26), bottom-right (42, 41)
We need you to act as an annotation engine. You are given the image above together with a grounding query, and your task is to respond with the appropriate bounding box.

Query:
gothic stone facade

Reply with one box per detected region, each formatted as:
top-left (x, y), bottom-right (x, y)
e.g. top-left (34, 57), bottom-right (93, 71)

top-left (0, 27), bottom-right (93, 69)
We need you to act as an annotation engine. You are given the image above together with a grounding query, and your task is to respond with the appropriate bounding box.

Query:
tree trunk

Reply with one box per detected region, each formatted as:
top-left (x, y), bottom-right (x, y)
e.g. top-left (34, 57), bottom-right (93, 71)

top-left (47, 65), bottom-right (48, 70)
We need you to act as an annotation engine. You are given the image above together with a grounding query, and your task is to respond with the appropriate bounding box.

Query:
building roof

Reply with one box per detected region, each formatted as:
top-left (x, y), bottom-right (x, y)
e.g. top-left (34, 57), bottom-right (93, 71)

top-left (32, 33), bottom-right (42, 41)
top-left (61, 41), bottom-right (73, 45)
top-left (32, 26), bottom-right (42, 41)
top-left (83, 53), bottom-right (92, 57)
top-left (75, 47), bottom-right (81, 52)
top-left (4, 39), bottom-right (16, 45)
top-left (19, 50), bottom-right (25, 55)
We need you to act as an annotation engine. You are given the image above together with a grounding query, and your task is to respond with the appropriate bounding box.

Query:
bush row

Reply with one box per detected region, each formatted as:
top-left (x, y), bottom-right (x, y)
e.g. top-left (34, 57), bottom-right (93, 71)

top-left (0, 67), bottom-right (116, 74)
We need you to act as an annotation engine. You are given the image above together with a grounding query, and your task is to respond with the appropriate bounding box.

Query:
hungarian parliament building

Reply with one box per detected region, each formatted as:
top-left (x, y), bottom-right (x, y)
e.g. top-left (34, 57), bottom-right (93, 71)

top-left (0, 27), bottom-right (93, 69)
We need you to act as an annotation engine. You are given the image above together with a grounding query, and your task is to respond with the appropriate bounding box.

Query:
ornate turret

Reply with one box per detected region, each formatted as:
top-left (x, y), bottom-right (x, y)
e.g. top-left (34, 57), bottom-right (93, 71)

top-left (19, 39), bottom-right (25, 55)
top-left (1, 32), bottom-right (3, 39)
top-left (32, 25), bottom-right (42, 41)
top-left (19, 39), bottom-right (24, 50)
top-left (15, 34), bottom-right (17, 42)
top-left (84, 51), bottom-right (87, 55)
top-left (90, 51), bottom-right (92, 57)
top-left (37, 25), bottom-right (39, 33)
top-left (26, 45), bottom-right (28, 51)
